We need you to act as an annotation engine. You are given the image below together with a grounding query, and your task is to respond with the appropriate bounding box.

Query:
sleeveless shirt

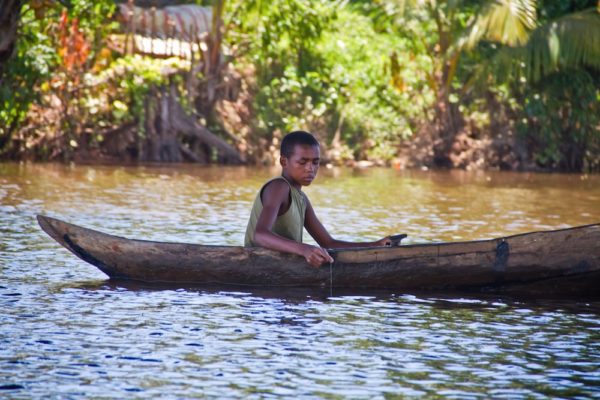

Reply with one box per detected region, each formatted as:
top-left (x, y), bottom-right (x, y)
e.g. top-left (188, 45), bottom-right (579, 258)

top-left (244, 176), bottom-right (307, 246)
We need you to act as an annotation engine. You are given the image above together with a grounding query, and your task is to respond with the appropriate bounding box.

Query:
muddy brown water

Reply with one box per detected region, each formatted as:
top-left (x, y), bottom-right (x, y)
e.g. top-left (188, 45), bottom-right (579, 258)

top-left (1, 163), bottom-right (599, 398)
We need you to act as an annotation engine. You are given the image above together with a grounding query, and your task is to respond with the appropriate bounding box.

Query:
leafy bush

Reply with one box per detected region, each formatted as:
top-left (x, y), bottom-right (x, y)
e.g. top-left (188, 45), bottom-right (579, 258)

top-left (230, 0), bottom-right (433, 162)
top-left (0, 0), bottom-right (117, 158)
top-left (318, 8), bottom-right (433, 159)
top-left (517, 69), bottom-right (600, 171)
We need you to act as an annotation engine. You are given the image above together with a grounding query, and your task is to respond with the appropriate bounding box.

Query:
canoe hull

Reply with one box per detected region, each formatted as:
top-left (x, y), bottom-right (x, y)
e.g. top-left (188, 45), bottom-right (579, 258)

top-left (37, 215), bottom-right (600, 295)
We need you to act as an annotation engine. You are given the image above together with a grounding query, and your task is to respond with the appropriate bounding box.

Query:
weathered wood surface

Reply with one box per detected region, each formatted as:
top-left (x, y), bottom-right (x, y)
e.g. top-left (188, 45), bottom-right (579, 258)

top-left (37, 215), bottom-right (600, 295)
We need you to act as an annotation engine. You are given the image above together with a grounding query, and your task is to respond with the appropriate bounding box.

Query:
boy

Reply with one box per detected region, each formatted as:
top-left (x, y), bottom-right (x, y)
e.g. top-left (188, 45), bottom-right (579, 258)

top-left (245, 131), bottom-right (391, 267)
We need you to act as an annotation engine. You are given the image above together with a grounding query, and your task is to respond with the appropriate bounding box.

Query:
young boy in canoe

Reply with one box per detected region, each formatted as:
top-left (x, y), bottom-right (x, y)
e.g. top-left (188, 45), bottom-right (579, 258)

top-left (245, 130), bottom-right (391, 267)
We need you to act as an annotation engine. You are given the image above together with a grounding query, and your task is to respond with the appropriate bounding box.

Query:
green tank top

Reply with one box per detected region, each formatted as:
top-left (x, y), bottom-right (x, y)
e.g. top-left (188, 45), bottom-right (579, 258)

top-left (244, 176), bottom-right (307, 246)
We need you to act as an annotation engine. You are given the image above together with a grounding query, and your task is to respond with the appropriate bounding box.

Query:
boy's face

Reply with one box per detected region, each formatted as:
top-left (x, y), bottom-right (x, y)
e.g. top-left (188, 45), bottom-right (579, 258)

top-left (281, 144), bottom-right (320, 186)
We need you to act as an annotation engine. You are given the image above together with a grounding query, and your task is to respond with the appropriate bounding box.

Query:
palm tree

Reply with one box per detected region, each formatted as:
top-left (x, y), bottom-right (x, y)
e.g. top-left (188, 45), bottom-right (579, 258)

top-left (491, 7), bottom-right (600, 83)
top-left (392, 0), bottom-right (599, 166)
top-left (387, 0), bottom-right (536, 165)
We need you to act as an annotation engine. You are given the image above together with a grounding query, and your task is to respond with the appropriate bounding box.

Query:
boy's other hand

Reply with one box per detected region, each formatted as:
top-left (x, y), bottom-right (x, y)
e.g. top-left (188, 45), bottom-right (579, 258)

top-left (301, 244), bottom-right (334, 268)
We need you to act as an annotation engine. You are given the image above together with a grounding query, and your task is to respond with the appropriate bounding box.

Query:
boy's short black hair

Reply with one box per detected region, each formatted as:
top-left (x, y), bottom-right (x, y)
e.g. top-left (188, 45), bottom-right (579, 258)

top-left (280, 131), bottom-right (319, 158)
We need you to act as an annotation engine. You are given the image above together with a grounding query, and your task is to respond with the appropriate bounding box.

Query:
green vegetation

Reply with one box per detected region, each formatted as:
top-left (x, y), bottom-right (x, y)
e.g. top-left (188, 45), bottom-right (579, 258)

top-left (1, 0), bottom-right (599, 171)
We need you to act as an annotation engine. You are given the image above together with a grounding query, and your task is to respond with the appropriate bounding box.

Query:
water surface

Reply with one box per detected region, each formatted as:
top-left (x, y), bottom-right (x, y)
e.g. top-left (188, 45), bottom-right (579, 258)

top-left (1, 163), bottom-right (599, 398)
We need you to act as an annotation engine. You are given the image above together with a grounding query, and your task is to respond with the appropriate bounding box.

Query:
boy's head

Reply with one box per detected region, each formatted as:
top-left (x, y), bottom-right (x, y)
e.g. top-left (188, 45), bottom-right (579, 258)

top-left (280, 131), bottom-right (321, 186)
top-left (280, 131), bottom-right (320, 158)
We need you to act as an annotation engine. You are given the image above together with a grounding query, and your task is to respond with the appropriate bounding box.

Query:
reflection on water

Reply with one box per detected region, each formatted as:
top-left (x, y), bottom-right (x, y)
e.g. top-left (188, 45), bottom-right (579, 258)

top-left (1, 163), bottom-right (600, 397)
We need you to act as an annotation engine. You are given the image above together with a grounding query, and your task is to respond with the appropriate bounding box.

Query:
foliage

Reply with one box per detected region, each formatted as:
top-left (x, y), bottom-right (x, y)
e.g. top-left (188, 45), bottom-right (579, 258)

top-left (0, 2), bottom-right (59, 152)
top-left (0, 0), bottom-right (193, 159)
top-left (228, 0), bottom-right (432, 161)
top-left (477, 1), bottom-right (600, 171)
top-left (1, 0), bottom-right (599, 171)
top-left (96, 55), bottom-right (189, 126)
top-left (516, 69), bottom-right (600, 171)
top-left (317, 9), bottom-right (432, 159)
top-left (227, 0), bottom-right (338, 142)
top-left (372, 0), bottom-right (600, 171)
top-left (492, 8), bottom-right (600, 83)
top-left (0, 0), bottom-right (117, 158)
top-left (461, 0), bottom-right (536, 49)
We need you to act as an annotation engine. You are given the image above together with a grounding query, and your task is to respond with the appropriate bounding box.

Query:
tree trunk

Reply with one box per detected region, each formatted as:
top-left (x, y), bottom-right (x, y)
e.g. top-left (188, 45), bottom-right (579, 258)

top-left (432, 85), bottom-right (464, 167)
top-left (144, 89), bottom-right (161, 161)
top-left (0, 0), bottom-right (23, 68)
top-left (167, 83), bottom-right (242, 164)
top-left (139, 82), bottom-right (243, 164)
top-left (426, 7), bottom-right (465, 168)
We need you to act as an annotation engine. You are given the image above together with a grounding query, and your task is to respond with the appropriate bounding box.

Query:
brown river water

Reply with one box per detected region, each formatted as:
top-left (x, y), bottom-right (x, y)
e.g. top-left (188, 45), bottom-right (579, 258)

top-left (1, 163), bottom-right (599, 398)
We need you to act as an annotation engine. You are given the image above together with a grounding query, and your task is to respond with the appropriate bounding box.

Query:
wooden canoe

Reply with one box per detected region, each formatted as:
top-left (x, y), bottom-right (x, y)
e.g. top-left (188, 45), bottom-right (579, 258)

top-left (37, 215), bottom-right (600, 296)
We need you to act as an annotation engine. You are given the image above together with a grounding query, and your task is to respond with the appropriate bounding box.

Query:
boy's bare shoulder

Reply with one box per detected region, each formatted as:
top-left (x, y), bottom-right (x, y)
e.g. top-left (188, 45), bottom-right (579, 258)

top-left (260, 178), bottom-right (290, 202)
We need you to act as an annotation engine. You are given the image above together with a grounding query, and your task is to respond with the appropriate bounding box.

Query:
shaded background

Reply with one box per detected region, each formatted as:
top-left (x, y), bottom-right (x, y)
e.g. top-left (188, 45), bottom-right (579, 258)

top-left (1, 0), bottom-right (599, 171)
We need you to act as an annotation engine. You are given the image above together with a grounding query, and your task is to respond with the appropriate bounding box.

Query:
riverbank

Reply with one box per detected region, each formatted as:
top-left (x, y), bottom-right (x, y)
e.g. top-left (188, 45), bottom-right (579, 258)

top-left (2, 1), bottom-right (598, 172)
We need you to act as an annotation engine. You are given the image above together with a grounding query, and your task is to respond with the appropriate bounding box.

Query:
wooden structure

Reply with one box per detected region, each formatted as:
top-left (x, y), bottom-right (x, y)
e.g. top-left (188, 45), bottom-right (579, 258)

top-left (37, 215), bottom-right (600, 296)
top-left (116, 3), bottom-right (212, 58)
top-left (103, 2), bottom-right (244, 164)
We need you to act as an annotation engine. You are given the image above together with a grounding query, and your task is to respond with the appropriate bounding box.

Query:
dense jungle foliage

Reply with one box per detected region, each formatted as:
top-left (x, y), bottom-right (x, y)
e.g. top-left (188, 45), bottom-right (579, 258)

top-left (0, 0), bottom-right (599, 171)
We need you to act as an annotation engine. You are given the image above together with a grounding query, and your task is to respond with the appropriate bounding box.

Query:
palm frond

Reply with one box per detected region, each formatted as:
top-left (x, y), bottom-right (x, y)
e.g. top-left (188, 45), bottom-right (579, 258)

top-left (481, 8), bottom-right (600, 86)
top-left (523, 8), bottom-right (600, 82)
top-left (461, 0), bottom-right (537, 49)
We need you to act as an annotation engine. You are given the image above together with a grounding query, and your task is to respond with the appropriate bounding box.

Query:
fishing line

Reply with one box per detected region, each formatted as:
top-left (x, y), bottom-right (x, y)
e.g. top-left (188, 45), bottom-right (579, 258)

top-left (329, 260), bottom-right (333, 298)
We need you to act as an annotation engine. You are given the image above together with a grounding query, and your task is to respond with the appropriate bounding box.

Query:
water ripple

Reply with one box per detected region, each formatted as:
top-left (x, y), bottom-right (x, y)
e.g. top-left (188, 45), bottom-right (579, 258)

top-left (1, 164), bottom-right (600, 398)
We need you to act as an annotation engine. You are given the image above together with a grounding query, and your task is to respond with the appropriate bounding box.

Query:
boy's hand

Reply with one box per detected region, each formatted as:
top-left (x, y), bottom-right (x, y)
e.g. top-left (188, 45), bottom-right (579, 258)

top-left (374, 237), bottom-right (392, 247)
top-left (301, 244), bottom-right (334, 268)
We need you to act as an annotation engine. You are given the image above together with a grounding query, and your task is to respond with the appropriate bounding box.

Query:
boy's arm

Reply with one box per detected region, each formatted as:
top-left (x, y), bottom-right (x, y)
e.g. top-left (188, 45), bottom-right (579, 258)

top-left (253, 181), bottom-right (333, 267)
top-left (304, 199), bottom-right (391, 249)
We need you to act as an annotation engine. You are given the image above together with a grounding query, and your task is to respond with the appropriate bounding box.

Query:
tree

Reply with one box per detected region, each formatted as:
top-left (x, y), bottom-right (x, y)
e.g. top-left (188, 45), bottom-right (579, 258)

top-left (492, 5), bottom-right (600, 171)
top-left (387, 0), bottom-right (537, 165)
top-left (0, 0), bottom-right (24, 68)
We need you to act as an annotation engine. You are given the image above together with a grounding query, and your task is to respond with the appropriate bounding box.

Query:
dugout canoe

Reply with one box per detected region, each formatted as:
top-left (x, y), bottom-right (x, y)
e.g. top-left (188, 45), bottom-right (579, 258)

top-left (37, 215), bottom-right (600, 295)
